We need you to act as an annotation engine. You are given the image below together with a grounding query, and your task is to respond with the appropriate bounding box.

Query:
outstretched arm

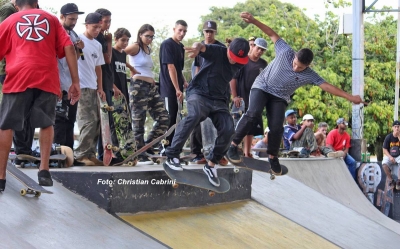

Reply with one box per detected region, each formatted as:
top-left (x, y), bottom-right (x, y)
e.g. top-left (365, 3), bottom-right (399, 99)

top-left (319, 82), bottom-right (362, 104)
top-left (240, 12), bottom-right (280, 44)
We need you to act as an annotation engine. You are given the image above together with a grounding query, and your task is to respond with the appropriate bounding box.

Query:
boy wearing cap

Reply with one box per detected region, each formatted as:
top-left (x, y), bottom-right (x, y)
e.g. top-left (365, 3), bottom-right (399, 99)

top-left (165, 38), bottom-right (250, 187)
top-left (54, 3), bottom-right (85, 151)
top-left (74, 12), bottom-right (106, 166)
top-left (0, 0), bottom-right (80, 190)
top-left (230, 37), bottom-right (268, 158)
top-left (227, 12), bottom-right (362, 175)
top-left (190, 20), bottom-right (226, 165)
top-left (381, 120), bottom-right (400, 190)
top-left (326, 118), bottom-right (357, 179)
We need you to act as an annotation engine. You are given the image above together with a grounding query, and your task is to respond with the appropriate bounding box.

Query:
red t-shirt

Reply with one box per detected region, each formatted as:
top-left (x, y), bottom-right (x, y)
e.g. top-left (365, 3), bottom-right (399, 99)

top-left (0, 9), bottom-right (72, 95)
top-left (326, 129), bottom-right (351, 151)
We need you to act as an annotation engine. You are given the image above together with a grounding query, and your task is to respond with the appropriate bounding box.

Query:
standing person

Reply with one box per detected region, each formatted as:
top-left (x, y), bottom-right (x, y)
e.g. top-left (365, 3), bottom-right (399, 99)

top-left (315, 122), bottom-right (329, 147)
top-left (230, 37), bottom-right (268, 158)
top-left (326, 118), bottom-right (357, 179)
top-left (54, 3), bottom-right (84, 150)
top-left (226, 12), bottom-right (362, 175)
top-left (0, 0), bottom-right (80, 190)
top-left (190, 20), bottom-right (226, 164)
top-left (125, 24), bottom-right (169, 164)
top-left (165, 38), bottom-right (250, 187)
top-left (74, 12), bottom-right (105, 166)
top-left (159, 20), bottom-right (188, 152)
top-left (381, 120), bottom-right (400, 190)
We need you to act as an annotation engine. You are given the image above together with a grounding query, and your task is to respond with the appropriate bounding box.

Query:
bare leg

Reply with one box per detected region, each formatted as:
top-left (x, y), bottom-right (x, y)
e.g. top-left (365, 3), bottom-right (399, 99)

top-left (39, 126), bottom-right (54, 171)
top-left (244, 135), bottom-right (253, 157)
top-left (0, 129), bottom-right (13, 179)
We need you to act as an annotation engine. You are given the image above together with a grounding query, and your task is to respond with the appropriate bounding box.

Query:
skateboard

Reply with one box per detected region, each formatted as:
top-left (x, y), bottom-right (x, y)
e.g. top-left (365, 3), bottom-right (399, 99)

top-left (98, 93), bottom-right (118, 166)
top-left (146, 153), bottom-right (196, 165)
top-left (9, 153), bottom-right (68, 168)
top-left (163, 162), bottom-right (230, 197)
top-left (231, 99), bottom-right (245, 127)
top-left (112, 95), bottom-right (137, 159)
top-left (200, 118), bottom-right (217, 157)
top-left (114, 124), bottom-right (177, 166)
top-left (226, 156), bottom-right (288, 180)
top-left (281, 150), bottom-right (300, 158)
top-left (6, 162), bottom-right (53, 197)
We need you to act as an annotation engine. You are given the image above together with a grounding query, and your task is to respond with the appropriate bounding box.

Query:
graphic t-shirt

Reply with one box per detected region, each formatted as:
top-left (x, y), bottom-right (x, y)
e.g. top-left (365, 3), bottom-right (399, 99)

top-left (111, 48), bottom-right (128, 100)
top-left (383, 133), bottom-right (400, 150)
top-left (283, 124), bottom-right (301, 150)
top-left (0, 9), bottom-right (72, 95)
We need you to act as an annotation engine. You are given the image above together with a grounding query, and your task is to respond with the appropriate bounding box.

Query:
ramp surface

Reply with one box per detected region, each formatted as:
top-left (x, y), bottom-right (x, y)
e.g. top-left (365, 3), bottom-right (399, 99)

top-left (0, 169), bottom-right (167, 248)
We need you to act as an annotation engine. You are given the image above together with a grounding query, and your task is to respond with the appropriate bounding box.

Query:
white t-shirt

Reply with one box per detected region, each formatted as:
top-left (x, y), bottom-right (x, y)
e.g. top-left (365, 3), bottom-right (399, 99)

top-left (78, 33), bottom-right (105, 89)
top-left (58, 31), bottom-right (78, 91)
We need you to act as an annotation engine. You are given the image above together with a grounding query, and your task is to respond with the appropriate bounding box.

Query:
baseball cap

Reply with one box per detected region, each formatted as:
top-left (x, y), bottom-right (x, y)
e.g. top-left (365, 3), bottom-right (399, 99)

top-left (302, 114), bottom-right (314, 121)
top-left (336, 118), bottom-right (348, 126)
top-left (228, 38), bottom-right (250, 65)
top-left (393, 120), bottom-right (400, 126)
top-left (60, 3), bottom-right (84, 15)
top-left (285, 109), bottom-right (296, 118)
top-left (203, 21), bottom-right (217, 31)
top-left (254, 38), bottom-right (267, 50)
top-left (85, 13), bottom-right (102, 24)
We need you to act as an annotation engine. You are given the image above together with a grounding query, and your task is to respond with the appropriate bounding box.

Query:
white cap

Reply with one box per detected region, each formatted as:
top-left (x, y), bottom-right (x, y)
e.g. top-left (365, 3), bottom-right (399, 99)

top-left (254, 38), bottom-right (268, 50)
top-left (302, 114), bottom-right (314, 121)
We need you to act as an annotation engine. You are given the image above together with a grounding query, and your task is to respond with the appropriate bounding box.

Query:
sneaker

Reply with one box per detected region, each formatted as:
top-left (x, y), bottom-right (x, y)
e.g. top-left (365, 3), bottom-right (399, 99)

top-left (89, 157), bottom-right (104, 166)
top-left (226, 145), bottom-right (241, 163)
top-left (137, 155), bottom-right (153, 165)
top-left (203, 163), bottom-right (220, 187)
top-left (165, 157), bottom-right (183, 171)
top-left (38, 170), bottom-right (53, 186)
top-left (14, 158), bottom-right (30, 167)
top-left (0, 179), bottom-right (5, 192)
top-left (110, 157), bottom-right (124, 165)
top-left (192, 155), bottom-right (206, 164)
top-left (218, 157), bottom-right (229, 166)
top-left (269, 157), bottom-right (282, 175)
top-left (78, 157), bottom-right (95, 166)
top-left (396, 180), bottom-right (400, 191)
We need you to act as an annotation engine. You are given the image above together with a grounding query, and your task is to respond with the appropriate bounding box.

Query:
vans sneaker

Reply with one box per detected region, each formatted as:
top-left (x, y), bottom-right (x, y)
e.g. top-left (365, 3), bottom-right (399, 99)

top-left (226, 145), bottom-right (241, 163)
top-left (165, 158), bottom-right (183, 171)
top-left (203, 163), bottom-right (220, 187)
top-left (269, 157), bottom-right (282, 175)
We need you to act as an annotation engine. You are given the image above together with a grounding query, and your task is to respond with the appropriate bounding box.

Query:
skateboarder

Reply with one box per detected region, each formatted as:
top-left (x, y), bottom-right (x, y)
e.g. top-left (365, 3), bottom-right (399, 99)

top-left (0, 0), bottom-right (80, 190)
top-left (226, 12), bottom-right (363, 175)
top-left (125, 24), bottom-right (169, 164)
top-left (381, 121), bottom-right (400, 190)
top-left (165, 37), bottom-right (250, 187)
top-left (230, 37), bottom-right (268, 158)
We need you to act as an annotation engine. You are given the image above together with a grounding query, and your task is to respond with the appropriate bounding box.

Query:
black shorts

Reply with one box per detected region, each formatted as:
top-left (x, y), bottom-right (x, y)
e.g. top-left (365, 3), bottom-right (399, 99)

top-left (0, 88), bottom-right (57, 131)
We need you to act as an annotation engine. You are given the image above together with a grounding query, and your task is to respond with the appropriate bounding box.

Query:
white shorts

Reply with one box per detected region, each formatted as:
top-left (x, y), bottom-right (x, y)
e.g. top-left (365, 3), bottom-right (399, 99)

top-left (382, 156), bottom-right (400, 178)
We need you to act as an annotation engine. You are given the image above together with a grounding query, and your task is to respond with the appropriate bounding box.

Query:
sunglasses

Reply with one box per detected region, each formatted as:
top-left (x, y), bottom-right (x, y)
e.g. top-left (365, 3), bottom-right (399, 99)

top-left (143, 35), bottom-right (155, 40)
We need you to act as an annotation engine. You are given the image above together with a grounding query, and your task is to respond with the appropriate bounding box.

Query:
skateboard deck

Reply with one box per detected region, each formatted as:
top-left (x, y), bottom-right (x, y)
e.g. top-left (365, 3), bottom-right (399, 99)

top-left (200, 118), bottom-right (217, 157)
top-left (281, 150), bottom-right (300, 158)
top-left (6, 162), bottom-right (53, 196)
top-left (114, 124), bottom-right (177, 166)
top-left (177, 98), bottom-right (185, 123)
top-left (112, 95), bottom-right (136, 159)
top-left (231, 99), bottom-right (245, 127)
top-left (146, 153), bottom-right (196, 165)
top-left (98, 93), bottom-right (115, 166)
top-left (9, 153), bottom-right (68, 167)
top-left (163, 162), bottom-right (230, 196)
top-left (226, 156), bottom-right (288, 180)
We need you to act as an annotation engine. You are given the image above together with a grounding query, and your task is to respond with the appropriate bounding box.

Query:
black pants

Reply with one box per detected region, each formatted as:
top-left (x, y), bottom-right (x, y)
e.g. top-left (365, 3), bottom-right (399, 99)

top-left (54, 91), bottom-right (78, 149)
top-left (97, 89), bottom-right (119, 159)
top-left (190, 124), bottom-right (203, 155)
top-left (166, 94), bottom-right (235, 164)
top-left (233, 88), bottom-right (287, 156)
top-left (164, 95), bottom-right (179, 148)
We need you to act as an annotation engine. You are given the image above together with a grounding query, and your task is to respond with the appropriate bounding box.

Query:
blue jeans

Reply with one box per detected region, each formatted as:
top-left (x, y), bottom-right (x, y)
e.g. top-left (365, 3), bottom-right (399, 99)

top-left (344, 154), bottom-right (357, 180)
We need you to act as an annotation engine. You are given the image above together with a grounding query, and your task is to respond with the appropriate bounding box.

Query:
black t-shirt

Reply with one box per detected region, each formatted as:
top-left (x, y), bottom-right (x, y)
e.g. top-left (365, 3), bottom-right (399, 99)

top-left (159, 38), bottom-right (185, 98)
top-left (383, 133), bottom-right (400, 150)
top-left (187, 44), bottom-right (243, 102)
top-left (233, 58), bottom-right (268, 109)
top-left (111, 48), bottom-right (128, 100)
top-left (95, 32), bottom-right (114, 91)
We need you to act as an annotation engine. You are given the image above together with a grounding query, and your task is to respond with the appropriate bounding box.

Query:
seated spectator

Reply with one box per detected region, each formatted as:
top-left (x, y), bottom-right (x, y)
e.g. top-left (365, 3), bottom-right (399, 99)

top-left (326, 118), bottom-right (356, 180)
top-left (253, 127), bottom-right (269, 157)
top-left (382, 120), bottom-right (400, 190)
top-left (315, 122), bottom-right (328, 147)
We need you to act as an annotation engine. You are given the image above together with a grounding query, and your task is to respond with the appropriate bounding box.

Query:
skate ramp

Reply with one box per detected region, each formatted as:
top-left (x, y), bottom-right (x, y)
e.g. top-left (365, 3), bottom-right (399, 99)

top-left (279, 157), bottom-right (400, 234)
top-left (0, 169), bottom-right (167, 248)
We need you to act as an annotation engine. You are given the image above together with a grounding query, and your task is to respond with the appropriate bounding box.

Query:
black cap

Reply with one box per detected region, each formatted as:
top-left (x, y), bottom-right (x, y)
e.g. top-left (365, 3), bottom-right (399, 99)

top-left (60, 3), bottom-right (84, 15)
top-left (85, 13), bottom-right (102, 24)
top-left (393, 120), bottom-right (400, 126)
top-left (228, 38), bottom-right (250, 65)
top-left (203, 21), bottom-right (217, 31)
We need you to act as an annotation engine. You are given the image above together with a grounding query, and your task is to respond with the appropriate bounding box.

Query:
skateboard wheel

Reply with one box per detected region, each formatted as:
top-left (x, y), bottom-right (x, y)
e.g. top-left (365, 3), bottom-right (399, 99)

top-left (34, 192), bottom-right (41, 197)
top-left (20, 189), bottom-right (27, 196)
top-left (161, 139), bottom-right (167, 145)
top-left (172, 183), bottom-right (179, 189)
top-left (208, 190), bottom-right (215, 197)
top-left (180, 110), bottom-right (186, 115)
top-left (20, 162), bottom-right (25, 168)
top-left (112, 146), bottom-right (119, 152)
top-left (270, 174), bottom-right (276, 180)
top-left (184, 161), bottom-right (189, 165)
top-left (128, 160), bottom-right (137, 166)
top-left (156, 159), bottom-right (161, 164)
top-left (234, 168), bottom-right (239, 173)
top-left (106, 144), bottom-right (113, 150)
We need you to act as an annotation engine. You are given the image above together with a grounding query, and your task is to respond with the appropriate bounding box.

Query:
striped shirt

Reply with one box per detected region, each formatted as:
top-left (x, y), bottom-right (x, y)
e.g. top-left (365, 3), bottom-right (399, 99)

top-left (252, 39), bottom-right (325, 103)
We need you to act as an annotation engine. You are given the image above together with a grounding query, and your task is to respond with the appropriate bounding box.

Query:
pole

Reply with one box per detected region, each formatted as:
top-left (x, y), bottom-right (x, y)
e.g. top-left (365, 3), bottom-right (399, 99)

top-left (395, 0), bottom-right (400, 120)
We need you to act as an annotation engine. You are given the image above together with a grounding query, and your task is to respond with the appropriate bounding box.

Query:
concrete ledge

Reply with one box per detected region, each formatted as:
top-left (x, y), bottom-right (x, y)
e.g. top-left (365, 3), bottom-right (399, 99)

top-left (51, 165), bottom-right (252, 213)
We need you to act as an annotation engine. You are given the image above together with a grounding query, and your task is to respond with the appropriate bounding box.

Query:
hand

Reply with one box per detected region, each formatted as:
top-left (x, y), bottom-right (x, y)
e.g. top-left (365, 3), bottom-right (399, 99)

top-left (113, 88), bottom-right (122, 99)
top-left (350, 95), bottom-right (362, 104)
top-left (184, 44), bottom-right (201, 58)
top-left (390, 156), bottom-right (396, 163)
top-left (97, 89), bottom-right (106, 102)
top-left (75, 40), bottom-right (84, 50)
top-left (240, 12), bottom-right (255, 24)
top-left (68, 84), bottom-right (81, 105)
top-left (233, 97), bottom-right (242, 108)
top-left (104, 32), bottom-right (112, 43)
top-left (183, 81), bottom-right (189, 89)
top-left (176, 90), bottom-right (183, 102)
